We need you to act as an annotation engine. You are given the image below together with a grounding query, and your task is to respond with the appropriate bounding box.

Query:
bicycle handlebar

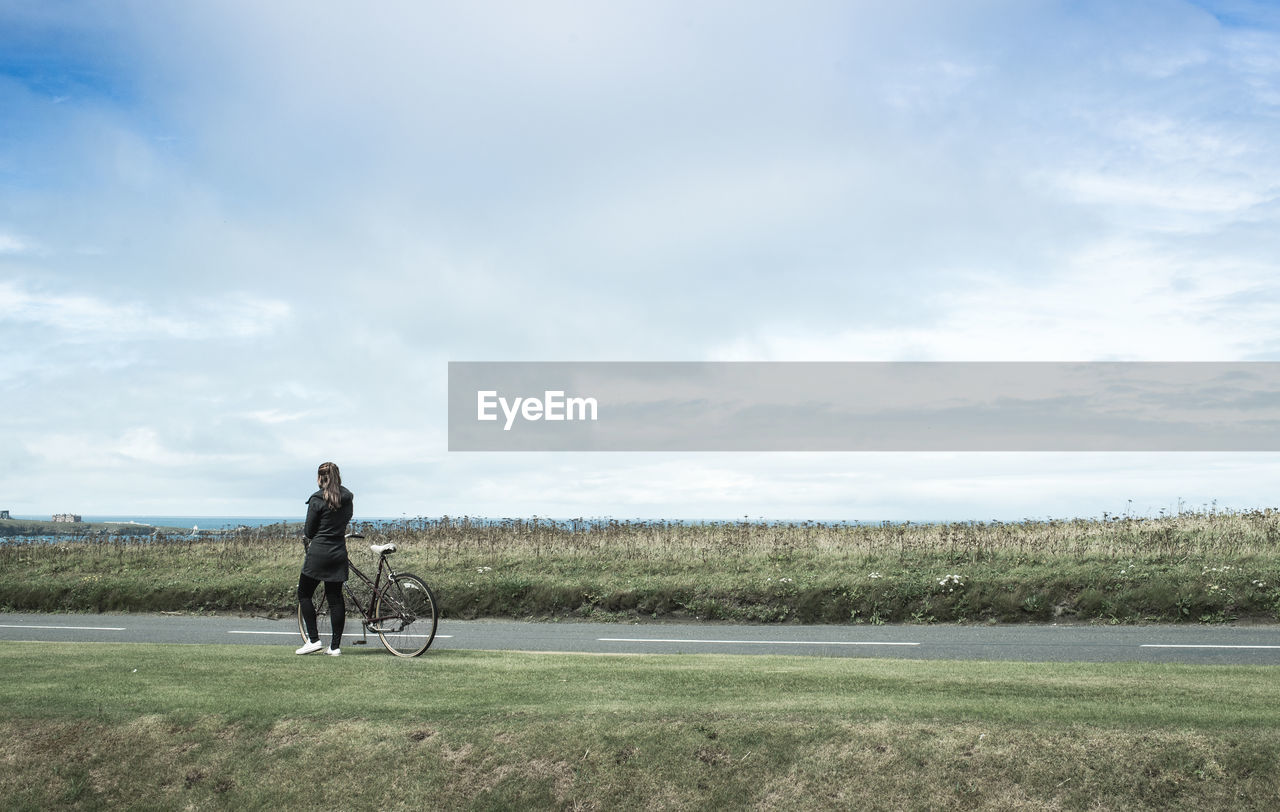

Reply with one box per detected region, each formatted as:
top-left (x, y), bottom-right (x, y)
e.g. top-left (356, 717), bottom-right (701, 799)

top-left (301, 532), bottom-right (363, 553)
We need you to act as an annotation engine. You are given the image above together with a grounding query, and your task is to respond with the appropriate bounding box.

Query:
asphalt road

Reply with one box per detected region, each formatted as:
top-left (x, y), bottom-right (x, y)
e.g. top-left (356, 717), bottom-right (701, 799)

top-left (2, 612), bottom-right (1280, 664)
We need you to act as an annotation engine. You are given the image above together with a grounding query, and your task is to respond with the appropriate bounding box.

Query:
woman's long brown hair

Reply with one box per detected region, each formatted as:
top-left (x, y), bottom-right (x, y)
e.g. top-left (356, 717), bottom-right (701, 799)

top-left (317, 462), bottom-right (343, 509)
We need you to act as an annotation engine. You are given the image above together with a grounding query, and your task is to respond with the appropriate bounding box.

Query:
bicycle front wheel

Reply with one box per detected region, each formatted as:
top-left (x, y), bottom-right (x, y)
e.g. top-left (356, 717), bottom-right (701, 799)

top-left (375, 573), bottom-right (439, 657)
top-left (297, 585), bottom-right (332, 645)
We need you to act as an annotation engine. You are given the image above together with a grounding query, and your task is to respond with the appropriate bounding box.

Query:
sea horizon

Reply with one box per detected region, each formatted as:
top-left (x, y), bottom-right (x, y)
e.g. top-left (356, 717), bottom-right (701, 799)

top-left (6, 514), bottom-right (947, 529)
top-left (6, 515), bottom-right (304, 529)
top-left (2, 512), bottom-right (1160, 529)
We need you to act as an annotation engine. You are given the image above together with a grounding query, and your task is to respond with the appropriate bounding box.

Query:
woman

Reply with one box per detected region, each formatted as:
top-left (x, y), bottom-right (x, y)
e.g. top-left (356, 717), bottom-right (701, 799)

top-left (296, 461), bottom-right (354, 656)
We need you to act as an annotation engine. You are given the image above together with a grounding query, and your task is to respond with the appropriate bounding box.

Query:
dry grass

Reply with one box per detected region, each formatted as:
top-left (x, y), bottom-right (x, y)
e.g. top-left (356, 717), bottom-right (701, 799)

top-left (2, 511), bottom-right (1279, 623)
top-left (343, 509), bottom-right (1280, 565)
top-left (3, 694), bottom-right (1277, 810)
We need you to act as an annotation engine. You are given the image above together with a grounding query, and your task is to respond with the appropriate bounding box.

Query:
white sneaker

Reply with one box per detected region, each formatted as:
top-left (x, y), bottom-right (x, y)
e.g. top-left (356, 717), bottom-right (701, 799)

top-left (295, 639), bottom-right (325, 655)
top-left (325, 647), bottom-right (341, 656)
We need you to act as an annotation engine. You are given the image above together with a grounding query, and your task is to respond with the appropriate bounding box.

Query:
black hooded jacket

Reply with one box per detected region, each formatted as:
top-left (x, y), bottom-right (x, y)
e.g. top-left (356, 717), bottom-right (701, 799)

top-left (302, 485), bottom-right (354, 582)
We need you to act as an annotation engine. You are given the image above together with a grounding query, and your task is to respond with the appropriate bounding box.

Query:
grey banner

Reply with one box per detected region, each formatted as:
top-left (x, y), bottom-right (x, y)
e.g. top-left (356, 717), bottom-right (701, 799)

top-left (447, 362), bottom-right (1280, 451)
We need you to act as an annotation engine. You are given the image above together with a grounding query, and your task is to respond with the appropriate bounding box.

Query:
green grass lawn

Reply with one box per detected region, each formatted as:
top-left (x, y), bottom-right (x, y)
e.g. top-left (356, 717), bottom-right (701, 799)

top-left (1, 641), bottom-right (1277, 810)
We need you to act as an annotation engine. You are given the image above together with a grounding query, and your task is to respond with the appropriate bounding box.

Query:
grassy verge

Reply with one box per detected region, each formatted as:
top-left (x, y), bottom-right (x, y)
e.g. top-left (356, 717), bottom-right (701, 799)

top-left (1, 642), bottom-right (1277, 809)
top-left (1, 512), bottom-right (1279, 623)
top-left (0, 517), bottom-right (193, 537)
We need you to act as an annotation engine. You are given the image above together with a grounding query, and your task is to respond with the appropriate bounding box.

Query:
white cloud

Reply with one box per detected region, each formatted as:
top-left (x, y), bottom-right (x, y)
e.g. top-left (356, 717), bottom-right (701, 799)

top-left (710, 235), bottom-right (1280, 363)
top-left (413, 452), bottom-right (1280, 521)
top-left (0, 279), bottom-right (290, 340)
top-left (0, 232), bottom-right (32, 255)
top-left (116, 427), bottom-right (197, 466)
top-left (882, 59), bottom-right (988, 111)
top-left (1054, 172), bottom-right (1269, 215)
top-left (572, 152), bottom-right (856, 258)
top-left (242, 409), bottom-right (308, 425)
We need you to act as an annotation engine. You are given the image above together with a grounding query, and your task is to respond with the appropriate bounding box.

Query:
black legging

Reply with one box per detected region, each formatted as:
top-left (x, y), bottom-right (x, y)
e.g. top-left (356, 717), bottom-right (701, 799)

top-left (298, 574), bottom-right (345, 649)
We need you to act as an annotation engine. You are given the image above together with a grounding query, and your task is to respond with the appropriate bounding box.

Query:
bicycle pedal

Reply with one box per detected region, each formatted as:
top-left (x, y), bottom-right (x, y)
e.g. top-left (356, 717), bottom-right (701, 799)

top-left (352, 640), bottom-right (367, 645)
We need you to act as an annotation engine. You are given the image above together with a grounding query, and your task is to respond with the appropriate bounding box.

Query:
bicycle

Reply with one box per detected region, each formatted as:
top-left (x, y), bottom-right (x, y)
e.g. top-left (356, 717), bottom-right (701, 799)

top-left (298, 533), bottom-right (440, 657)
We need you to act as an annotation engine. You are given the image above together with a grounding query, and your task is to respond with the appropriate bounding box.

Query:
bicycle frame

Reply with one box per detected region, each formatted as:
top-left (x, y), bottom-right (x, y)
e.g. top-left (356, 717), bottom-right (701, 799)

top-left (341, 553), bottom-right (404, 633)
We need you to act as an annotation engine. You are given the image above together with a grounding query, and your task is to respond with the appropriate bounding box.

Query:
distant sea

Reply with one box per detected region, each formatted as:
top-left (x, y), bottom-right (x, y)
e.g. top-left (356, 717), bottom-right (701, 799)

top-left (7, 515), bottom-right (915, 529)
top-left (7, 515), bottom-right (594, 530)
top-left (8, 515), bottom-right (302, 530)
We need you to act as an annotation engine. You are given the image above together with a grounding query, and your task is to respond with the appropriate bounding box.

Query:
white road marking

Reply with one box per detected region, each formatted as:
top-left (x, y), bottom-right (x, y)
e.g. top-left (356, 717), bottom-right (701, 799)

top-left (598, 637), bottom-right (919, 646)
top-left (1140, 644), bottom-right (1280, 649)
top-left (228, 631), bottom-right (451, 638)
top-left (0, 623), bottom-right (126, 631)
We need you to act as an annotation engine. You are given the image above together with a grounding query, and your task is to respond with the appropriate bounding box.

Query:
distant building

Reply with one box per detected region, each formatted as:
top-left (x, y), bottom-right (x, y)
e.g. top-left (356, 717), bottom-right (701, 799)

top-left (52, 513), bottom-right (82, 523)
top-left (0, 510), bottom-right (9, 519)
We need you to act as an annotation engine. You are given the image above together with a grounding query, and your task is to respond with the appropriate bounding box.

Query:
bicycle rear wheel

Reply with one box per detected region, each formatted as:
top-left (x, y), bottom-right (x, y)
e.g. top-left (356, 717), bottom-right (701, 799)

top-left (297, 585), bottom-right (332, 645)
top-left (375, 573), bottom-right (438, 657)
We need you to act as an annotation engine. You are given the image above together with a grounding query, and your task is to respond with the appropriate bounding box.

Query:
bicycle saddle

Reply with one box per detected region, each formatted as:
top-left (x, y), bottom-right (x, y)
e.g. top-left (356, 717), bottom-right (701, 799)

top-left (370, 543), bottom-right (397, 556)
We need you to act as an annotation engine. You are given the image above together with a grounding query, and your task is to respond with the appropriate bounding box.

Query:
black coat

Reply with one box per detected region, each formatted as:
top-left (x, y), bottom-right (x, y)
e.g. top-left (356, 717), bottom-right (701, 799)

top-left (302, 486), bottom-right (354, 582)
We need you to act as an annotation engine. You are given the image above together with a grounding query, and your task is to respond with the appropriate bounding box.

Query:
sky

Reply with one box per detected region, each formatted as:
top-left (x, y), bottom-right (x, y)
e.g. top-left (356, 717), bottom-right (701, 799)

top-left (2, 0), bottom-right (1280, 521)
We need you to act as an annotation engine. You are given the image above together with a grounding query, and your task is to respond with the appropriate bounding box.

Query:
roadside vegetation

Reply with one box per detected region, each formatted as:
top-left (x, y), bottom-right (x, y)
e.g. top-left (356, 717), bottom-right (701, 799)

top-left (1, 642), bottom-right (1276, 810)
top-left (2, 511), bottom-right (1279, 623)
top-left (0, 517), bottom-right (187, 537)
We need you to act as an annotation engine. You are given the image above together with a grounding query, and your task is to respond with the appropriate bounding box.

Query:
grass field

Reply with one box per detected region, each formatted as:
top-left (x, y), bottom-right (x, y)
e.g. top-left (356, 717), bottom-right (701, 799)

top-left (0, 641), bottom-right (1277, 810)
top-left (0, 517), bottom-right (190, 537)
top-left (2, 512), bottom-right (1279, 623)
